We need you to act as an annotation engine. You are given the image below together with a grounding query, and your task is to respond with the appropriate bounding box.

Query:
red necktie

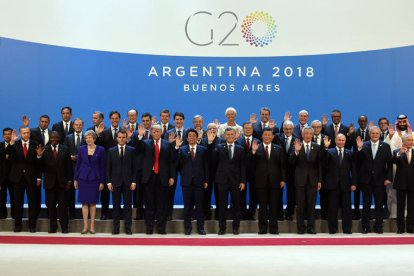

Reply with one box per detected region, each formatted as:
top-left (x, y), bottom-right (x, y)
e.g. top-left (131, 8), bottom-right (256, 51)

top-left (265, 145), bottom-right (269, 160)
top-left (23, 143), bottom-right (28, 159)
top-left (53, 146), bottom-right (57, 160)
top-left (154, 140), bottom-right (160, 174)
top-left (246, 138), bottom-right (250, 152)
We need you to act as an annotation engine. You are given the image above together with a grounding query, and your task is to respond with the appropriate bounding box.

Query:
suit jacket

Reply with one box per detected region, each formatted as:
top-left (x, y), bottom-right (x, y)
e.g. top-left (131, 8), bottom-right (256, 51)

top-left (357, 140), bottom-right (392, 186)
top-left (392, 148), bottom-right (414, 191)
top-left (106, 145), bottom-right (137, 187)
top-left (0, 141), bottom-right (12, 185)
top-left (273, 134), bottom-right (297, 181)
top-left (74, 145), bottom-right (106, 183)
top-left (323, 123), bottom-right (352, 149)
top-left (64, 132), bottom-right (87, 157)
top-left (52, 121), bottom-right (74, 144)
top-left (165, 128), bottom-right (188, 146)
top-left (208, 143), bottom-right (246, 185)
top-left (30, 127), bottom-right (51, 147)
top-left (6, 140), bottom-right (41, 184)
top-left (323, 148), bottom-right (357, 191)
top-left (38, 144), bottom-right (73, 189)
top-left (200, 136), bottom-right (225, 182)
top-left (236, 135), bottom-right (260, 181)
top-left (132, 138), bottom-right (176, 186)
top-left (252, 121), bottom-right (279, 140)
top-left (250, 143), bottom-right (286, 189)
top-left (293, 124), bottom-right (304, 140)
top-left (350, 128), bottom-right (370, 151)
top-left (177, 145), bottom-right (208, 187)
top-left (289, 142), bottom-right (322, 187)
top-left (96, 127), bottom-right (122, 149)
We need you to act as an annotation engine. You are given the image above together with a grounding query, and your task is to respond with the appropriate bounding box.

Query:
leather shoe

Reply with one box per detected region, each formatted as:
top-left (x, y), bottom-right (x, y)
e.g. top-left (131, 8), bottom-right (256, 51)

top-left (397, 228), bottom-right (405, 234)
top-left (258, 230), bottom-right (267, 235)
top-left (125, 229), bottom-right (132, 235)
top-left (307, 228), bottom-right (316, 234)
top-left (29, 227), bottom-right (36, 233)
top-left (184, 229), bottom-right (192, 235)
top-left (112, 229), bottom-right (120, 235)
top-left (146, 228), bottom-right (153, 235)
top-left (48, 228), bottom-right (57, 234)
top-left (61, 229), bottom-right (69, 234)
top-left (375, 228), bottom-right (383, 234)
top-left (218, 229), bottom-right (226, 235)
top-left (269, 230), bottom-right (279, 235)
top-left (343, 230), bottom-right (352, 234)
top-left (407, 229), bottom-right (414, 234)
top-left (232, 229), bottom-right (239, 235)
top-left (297, 229), bottom-right (305, 235)
top-left (197, 229), bottom-right (206, 235)
top-left (14, 227), bottom-right (22, 233)
top-left (361, 227), bottom-right (370, 234)
top-left (157, 229), bottom-right (167, 235)
top-left (100, 214), bottom-right (107, 220)
top-left (329, 230), bottom-right (337, 234)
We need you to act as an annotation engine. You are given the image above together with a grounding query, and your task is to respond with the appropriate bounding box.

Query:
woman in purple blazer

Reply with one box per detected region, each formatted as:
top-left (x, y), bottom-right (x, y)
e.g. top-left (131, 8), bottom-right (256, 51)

top-left (74, 130), bottom-right (105, 234)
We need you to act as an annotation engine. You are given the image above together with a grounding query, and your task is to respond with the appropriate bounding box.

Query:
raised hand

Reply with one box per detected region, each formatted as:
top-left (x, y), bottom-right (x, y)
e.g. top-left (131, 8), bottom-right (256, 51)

top-left (207, 128), bottom-right (216, 143)
top-left (96, 122), bottom-right (105, 135)
top-left (213, 119), bottom-right (220, 127)
top-left (284, 111), bottom-right (291, 122)
top-left (168, 132), bottom-right (176, 143)
top-left (11, 130), bottom-right (19, 144)
top-left (321, 114), bottom-right (328, 126)
top-left (294, 138), bottom-right (302, 153)
top-left (356, 136), bottom-right (364, 150)
top-left (269, 119), bottom-right (276, 129)
top-left (239, 183), bottom-right (245, 191)
top-left (323, 135), bottom-right (331, 148)
top-left (36, 144), bottom-right (44, 157)
top-left (251, 139), bottom-right (259, 152)
top-left (138, 124), bottom-right (146, 137)
top-left (175, 135), bottom-right (183, 147)
top-left (21, 114), bottom-right (30, 127)
top-left (399, 146), bottom-right (407, 155)
top-left (234, 129), bottom-right (241, 140)
top-left (151, 116), bottom-right (158, 125)
top-left (125, 125), bottom-right (133, 139)
top-left (349, 123), bottom-right (355, 134)
top-left (249, 113), bottom-right (257, 124)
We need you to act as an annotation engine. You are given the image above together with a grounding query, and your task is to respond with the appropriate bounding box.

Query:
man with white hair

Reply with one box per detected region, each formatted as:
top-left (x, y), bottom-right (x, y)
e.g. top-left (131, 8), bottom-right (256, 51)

top-left (217, 107), bottom-right (243, 138)
top-left (294, 110), bottom-right (309, 140)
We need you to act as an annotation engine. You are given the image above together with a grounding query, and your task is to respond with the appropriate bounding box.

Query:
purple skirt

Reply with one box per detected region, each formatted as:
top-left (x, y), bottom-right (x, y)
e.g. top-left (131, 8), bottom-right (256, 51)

top-left (77, 179), bottom-right (100, 204)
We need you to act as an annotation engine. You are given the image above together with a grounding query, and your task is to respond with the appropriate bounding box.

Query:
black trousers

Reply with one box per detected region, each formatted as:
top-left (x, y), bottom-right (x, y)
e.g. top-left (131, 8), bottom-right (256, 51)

top-left (143, 173), bottom-right (168, 231)
top-left (217, 182), bottom-right (241, 230)
top-left (133, 171), bottom-right (144, 216)
top-left (396, 189), bottom-right (414, 231)
top-left (285, 177), bottom-right (296, 216)
top-left (256, 177), bottom-right (280, 232)
top-left (204, 179), bottom-right (218, 218)
top-left (13, 177), bottom-right (39, 228)
top-left (361, 178), bottom-right (385, 229)
top-left (353, 185), bottom-right (361, 212)
top-left (296, 181), bottom-right (317, 231)
top-left (112, 183), bottom-right (133, 230)
top-left (327, 187), bottom-right (352, 232)
top-left (240, 178), bottom-right (258, 219)
top-left (100, 183), bottom-right (110, 216)
top-left (319, 185), bottom-right (328, 218)
top-left (45, 186), bottom-right (68, 230)
top-left (166, 177), bottom-right (177, 218)
top-left (182, 182), bottom-right (205, 231)
top-left (66, 182), bottom-right (76, 218)
top-left (0, 179), bottom-right (14, 218)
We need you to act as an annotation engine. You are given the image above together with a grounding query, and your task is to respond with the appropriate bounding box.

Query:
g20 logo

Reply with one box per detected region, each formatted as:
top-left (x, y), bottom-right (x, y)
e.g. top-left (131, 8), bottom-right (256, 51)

top-left (185, 11), bottom-right (277, 47)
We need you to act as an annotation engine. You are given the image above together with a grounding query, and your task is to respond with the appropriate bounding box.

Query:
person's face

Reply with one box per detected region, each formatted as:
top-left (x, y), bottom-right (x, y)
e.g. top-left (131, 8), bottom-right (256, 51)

top-left (73, 120), bottom-right (83, 133)
top-left (331, 112), bottom-right (341, 124)
top-left (3, 130), bottom-right (12, 143)
top-left (92, 113), bottom-right (103, 126)
top-left (39, 117), bottom-right (50, 130)
top-left (20, 128), bottom-right (30, 142)
top-left (85, 135), bottom-right (95, 145)
top-left (128, 111), bottom-right (138, 124)
top-left (207, 125), bottom-right (217, 135)
top-left (193, 117), bottom-right (203, 130)
top-left (224, 130), bottom-right (236, 144)
top-left (299, 112), bottom-right (308, 125)
top-left (262, 130), bottom-right (274, 144)
top-left (49, 133), bottom-right (60, 146)
top-left (370, 128), bottom-right (380, 142)
top-left (187, 132), bottom-right (197, 145)
top-left (243, 124), bottom-right (254, 136)
top-left (311, 122), bottom-right (322, 135)
top-left (117, 133), bottom-right (127, 146)
top-left (335, 134), bottom-right (346, 148)
top-left (379, 119), bottom-right (389, 131)
top-left (260, 110), bottom-right (270, 123)
top-left (142, 116), bottom-right (151, 129)
top-left (160, 112), bottom-right (170, 124)
top-left (302, 129), bottom-right (313, 143)
top-left (397, 118), bottom-right (408, 131)
top-left (358, 116), bottom-right (368, 129)
top-left (61, 108), bottom-right (72, 122)
top-left (110, 114), bottom-right (120, 128)
top-left (404, 136), bottom-right (414, 148)
top-left (226, 110), bottom-right (236, 122)
top-left (151, 128), bottom-right (162, 140)
top-left (283, 124), bottom-right (293, 137)
top-left (174, 116), bottom-right (184, 129)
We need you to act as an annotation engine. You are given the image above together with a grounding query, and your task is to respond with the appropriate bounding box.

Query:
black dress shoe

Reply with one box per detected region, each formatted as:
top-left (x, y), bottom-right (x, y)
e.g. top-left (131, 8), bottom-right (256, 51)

top-left (258, 230), bottom-right (267, 235)
top-left (375, 228), bottom-right (383, 234)
top-left (184, 229), bottom-right (192, 235)
top-left (297, 229), bottom-right (305, 234)
top-left (407, 229), bottom-right (414, 234)
top-left (146, 228), bottom-right (154, 235)
top-left (197, 229), bottom-right (206, 235)
top-left (100, 215), bottom-right (107, 220)
top-left (397, 228), bottom-right (405, 234)
top-left (353, 211), bottom-right (361, 220)
top-left (307, 228), bottom-right (316, 234)
top-left (218, 229), bottom-right (226, 235)
top-left (112, 229), bottom-right (120, 235)
top-left (61, 229), bottom-right (69, 234)
top-left (329, 230), bottom-right (337, 234)
top-left (48, 228), bottom-right (57, 234)
top-left (343, 230), bottom-right (352, 234)
top-left (125, 229), bottom-right (132, 235)
top-left (361, 227), bottom-right (370, 234)
top-left (157, 230), bottom-right (167, 235)
top-left (14, 227), bottom-right (22, 233)
top-left (29, 228), bottom-right (36, 233)
top-left (233, 229), bottom-right (240, 235)
top-left (269, 230), bottom-right (279, 235)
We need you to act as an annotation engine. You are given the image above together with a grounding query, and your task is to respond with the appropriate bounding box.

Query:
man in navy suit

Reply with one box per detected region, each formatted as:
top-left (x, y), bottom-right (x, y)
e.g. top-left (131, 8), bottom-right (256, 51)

top-left (0, 128), bottom-right (14, 219)
top-left (236, 122), bottom-right (260, 220)
top-left (208, 127), bottom-right (246, 235)
top-left (52, 106), bottom-right (74, 144)
top-left (107, 130), bottom-right (137, 235)
top-left (252, 107), bottom-right (279, 140)
top-left (289, 126), bottom-right (322, 234)
top-left (37, 131), bottom-right (73, 233)
top-left (130, 124), bottom-right (177, 234)
top-left (251, 127), bottom-right (286, 234)
top-left (356, 126), bottom-right (393, 234)
top-left (177, 129), bottom-right (208, 235)
top-left (322, 109), bottom-right (353, 149)
top-left (126, 109), bottom-right (139, 132)
top-left (159, 109), bottom-right (175, 135)
top-left (323, 134), bottom-right (357, 234)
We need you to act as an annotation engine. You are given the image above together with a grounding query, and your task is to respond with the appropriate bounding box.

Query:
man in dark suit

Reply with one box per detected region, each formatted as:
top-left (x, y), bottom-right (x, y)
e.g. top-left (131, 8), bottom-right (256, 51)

top-left (87, 111), bottom-right (104, 132)
top-left (159, 109), bottom-right (175, 135)
top-left (322, 109), bottom-right (353, 149)
top-left (96, 110), bottom-right (122, 220)
top-left (0, 128), bottom-right (14, 219)
top-left (236, 122), bottom-right (260, 220)
top-left (177, 129), bottom-right (208, 235)
top-left (378, 117), bottom-right (389, 142)
top-left (21, 115), bottom-right (52, 147)
top-left (192, 115), bottom-right (206, 143)
top-left (107, 130), bottom-right (137, 235)
top-left (392, 134), bottom-right (414, 234)
top-left (7, 127), bottom-right (42, 232)
top-left (289, 126), bottom-right (322, 234)
top-left (251, 127), bottom-right (286, 234)
top-left (64, 118), bottom-right (86, 219)
top-left (52, 106), bottom-right (74, 144)
top-left (130, 124), bottom-right (177, 234)
top-left (37, 131), bottom-right (72, 233)
top-left (208, 127), bottom-right (246, 235)
top-left (252, 107), bottom-right (279, 140)
top-left (200, 123), bottom-right (225, 220)
top-left (323, 134), bottom-right (357, 234)
top-left (126, 109), bottom-right (140, 132)
top-left (293, 110), bottom-right (309, 140)
top-left (273, 120), bottom-right (297, 221)
top-left (356, 126), bottom-right (393, 234)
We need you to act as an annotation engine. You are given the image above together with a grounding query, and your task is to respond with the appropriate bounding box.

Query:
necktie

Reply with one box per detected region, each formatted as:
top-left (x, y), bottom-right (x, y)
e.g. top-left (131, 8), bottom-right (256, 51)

top-left (163, 125), bottom-right (167, 134)
top-left (228, 144), bottom-right (233, 160)
top-left (372, 143), bottom-right (378, 159)
top-left (131, 124), bottom-right (135, 131)
top-left (120, 146), bottom-right (124, 159)
top-left (407, 150), bottom-right (411, 164)
top-left (76, 134), bottom-right (81, 151)
top-left (154, 140), bottom-right (160, 174)
top-left (23, 143), bottom-right (28, 159)
top-left (338, 148), bottom-right (343, 165)
top-left (314, 136), bottom-right (318, 144)
top-left (190, 147), bottom-right (195, 160)
top-left (361, 130), bottom-right (365, 140)
top-left (306, 144), bottom-right (310, 160)
top-left (285, 136), bottom-right (290, 153)
top-left (113, 128), bottom-right (118, 140)
top-left (246, 138), bottom-right (250, 152)
top-left (178, 130), bottom-right (182, 138)
top-left (53, 146), bottom-right (57, 160)
top-left (265, 145), bottom-right (270, 160)
top-left (41, 130), bottom-right (45, 146)
top-left (145, 130), bottom-right (149, 140)
top-left (65, 123), bottom-right (69, 135)
top-left (334, 125), bottom-right (339, 136)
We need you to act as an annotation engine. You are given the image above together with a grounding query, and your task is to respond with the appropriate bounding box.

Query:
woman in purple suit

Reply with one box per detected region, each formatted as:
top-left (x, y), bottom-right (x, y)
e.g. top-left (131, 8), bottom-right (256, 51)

top-left (74, 130), bottom-right (105, 234)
